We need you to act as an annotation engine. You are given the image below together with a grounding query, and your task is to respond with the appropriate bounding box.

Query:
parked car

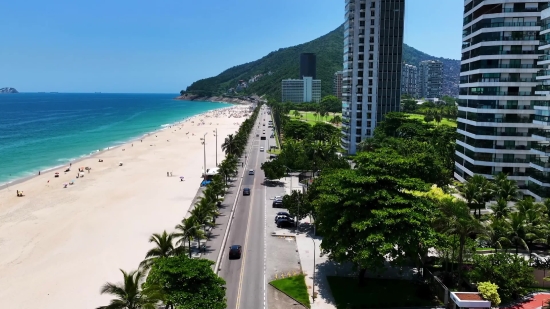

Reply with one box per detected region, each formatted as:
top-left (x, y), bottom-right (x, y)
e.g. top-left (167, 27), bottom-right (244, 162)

top-left (229, 245), bottom-right (242, 259)
top-left (270, 134), bottom-right (274, 138)
top-left (276, 218), bottom-right (294, 228)
top-left (277, 211), bottom-right (291, 217)
top-left (249, 169), bottom-right (254, 175)
top-left (260, 147), bottom-right (264, 152)
top-left (243, 188), bottom-right (250, 195)
top-left (275, 215), bottom-right (294, 223)
top-left (272, 200), bottom-right (284, 208)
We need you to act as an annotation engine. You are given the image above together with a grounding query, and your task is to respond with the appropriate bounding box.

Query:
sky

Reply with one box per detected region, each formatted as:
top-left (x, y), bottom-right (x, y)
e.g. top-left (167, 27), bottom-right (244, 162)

top-left (0, 0), bottom-right (464, 93)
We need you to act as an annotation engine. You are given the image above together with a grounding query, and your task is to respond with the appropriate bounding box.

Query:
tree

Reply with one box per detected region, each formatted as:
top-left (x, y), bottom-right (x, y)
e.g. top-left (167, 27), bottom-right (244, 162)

top-left (261, 159), bottom-right (286, 181)
top-left (424, 114), bottom-right (434, 123)
top-left (477, 282), bottom-right (501, 307)
top-left (221, 134), bottom-right (240, 156)
top-left (174, 217), bottom-right (203, 258)
top-left (401, 99), bottom-right (417, 112)
top-left (293, 110), bottom-right (301, 119)
top-left (490, 198), bottom-right (512, 220)
top-left (282, 190), bottom-right (313, 222)
top-left (311, 122), bottom-right (339, 142)
top-left (283, 120), bottom-right (311, 140)
top-left (140, 231), bottom-right (183, 270)
top-left (320, 95), bottom-right (342, 113)
top-left (330, 115), bottom-right (342, 126)
top-left (97, 269), bottom-right (159, 309)
top-left (179, 90), bottom-right (185, 96)
top-left (144, 256), bottom-right (226, 309)
top-left (310, 156), bottom-right (438, 285)
top-left (470, 253), bottom-right (534, 301)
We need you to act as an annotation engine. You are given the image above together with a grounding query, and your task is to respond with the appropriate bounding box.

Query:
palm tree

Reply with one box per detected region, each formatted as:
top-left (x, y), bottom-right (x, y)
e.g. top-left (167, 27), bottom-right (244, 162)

top-left (331, 115), bottom-right (342, 126)
top-left (445, 199), bottom-right (485, 285)
top-left (139, 231), bottom-right (182, 270)
top-left (293, 110), bottom-right (300, 119)
top-left (174, 217), bottom-right (203, 258)
top-left (96, 269), bottom-right (158, 309)
top-left (490, 198), bottom-right (512, 220)
top-left (221, 134), bottom-right (237, 156)
top-left (478, 219), bottom-right (510, 253)
top-left (506, 212), bottom-right (530, 254)
top-left (494, 172), bottom-right (519, 201)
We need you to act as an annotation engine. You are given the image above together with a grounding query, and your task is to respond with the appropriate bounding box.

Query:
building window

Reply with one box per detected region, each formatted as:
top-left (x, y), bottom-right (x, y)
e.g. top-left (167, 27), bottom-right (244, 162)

top-left (371, 11), bottom-right (375, 17)
top-left (368, 96), bottom-right (372, 102)
top-left (360, 12), bottom-right (365, 18)
top-left (370, 28), bottom-right (374, 34)
top-left (369, 45), bottom-right (374, 51)
top-left (360, 21), bottom-right (365, 27)
top-left (369, 54), bottom-right (373, 60)
top-left (371, 20), bottom-right (374, 25)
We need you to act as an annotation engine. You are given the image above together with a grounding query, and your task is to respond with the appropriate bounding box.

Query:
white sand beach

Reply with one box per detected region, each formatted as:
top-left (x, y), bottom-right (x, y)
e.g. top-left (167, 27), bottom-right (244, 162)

top-left (0, 105), bottom-right (251, 309)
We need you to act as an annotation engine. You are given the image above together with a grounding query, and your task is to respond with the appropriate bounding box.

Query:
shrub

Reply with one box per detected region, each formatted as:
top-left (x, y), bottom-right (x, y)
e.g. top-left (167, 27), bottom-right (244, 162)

top-left (477, 281), bottom-right (501, 307)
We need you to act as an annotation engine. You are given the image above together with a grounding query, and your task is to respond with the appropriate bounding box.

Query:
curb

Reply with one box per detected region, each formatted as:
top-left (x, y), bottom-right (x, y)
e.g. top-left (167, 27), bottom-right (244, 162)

top-left (268, 282), bottom-right (310, 309)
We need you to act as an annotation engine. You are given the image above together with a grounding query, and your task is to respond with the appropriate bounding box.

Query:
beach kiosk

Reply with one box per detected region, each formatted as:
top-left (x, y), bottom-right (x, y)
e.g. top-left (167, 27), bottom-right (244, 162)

top-left (450, 292), bottom-right (491, 309)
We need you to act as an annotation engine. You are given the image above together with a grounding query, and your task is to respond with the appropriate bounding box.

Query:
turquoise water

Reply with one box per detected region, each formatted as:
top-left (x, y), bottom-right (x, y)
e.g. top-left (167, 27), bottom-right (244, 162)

top-left (0, 93), bottom-right (229, 185)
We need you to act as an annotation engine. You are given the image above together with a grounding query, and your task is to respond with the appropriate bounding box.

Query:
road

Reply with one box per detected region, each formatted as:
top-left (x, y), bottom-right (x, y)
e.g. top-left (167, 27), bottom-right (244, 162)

top-left (219, 106), bottom-right (272, 309)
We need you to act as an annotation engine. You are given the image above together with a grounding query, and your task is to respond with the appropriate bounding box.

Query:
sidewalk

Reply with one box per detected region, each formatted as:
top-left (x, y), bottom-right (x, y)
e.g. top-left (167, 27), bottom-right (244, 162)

top-left (273, 175), bottom-right (355, 309)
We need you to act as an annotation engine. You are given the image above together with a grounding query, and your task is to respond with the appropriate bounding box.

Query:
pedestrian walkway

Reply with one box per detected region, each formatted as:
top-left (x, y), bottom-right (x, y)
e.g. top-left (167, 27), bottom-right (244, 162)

top-left (504, 293), bottom-right (550, 309)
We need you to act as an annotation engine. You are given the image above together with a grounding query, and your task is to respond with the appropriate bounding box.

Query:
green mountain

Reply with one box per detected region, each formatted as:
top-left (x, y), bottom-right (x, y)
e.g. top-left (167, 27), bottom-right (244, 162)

top-left (185, 25), bottom-right (459, 98)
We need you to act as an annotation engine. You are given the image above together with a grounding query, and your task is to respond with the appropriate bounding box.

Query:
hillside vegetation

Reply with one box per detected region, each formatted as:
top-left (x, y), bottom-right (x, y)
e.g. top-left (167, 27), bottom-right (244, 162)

top-left (185, 25), bottom-right (459, 98)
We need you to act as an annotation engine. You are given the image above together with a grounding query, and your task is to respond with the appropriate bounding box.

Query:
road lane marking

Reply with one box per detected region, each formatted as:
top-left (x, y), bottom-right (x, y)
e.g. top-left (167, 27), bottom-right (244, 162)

top-left (235, 137), bottom-right (261, 309)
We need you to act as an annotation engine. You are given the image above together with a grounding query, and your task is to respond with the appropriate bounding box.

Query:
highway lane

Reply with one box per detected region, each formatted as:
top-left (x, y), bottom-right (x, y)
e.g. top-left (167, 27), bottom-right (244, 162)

top-left (220, 107), bottom-right (269, 309)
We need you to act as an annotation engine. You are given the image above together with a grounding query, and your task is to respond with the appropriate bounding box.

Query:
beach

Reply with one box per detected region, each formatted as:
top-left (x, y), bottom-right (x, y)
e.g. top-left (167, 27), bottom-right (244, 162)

top-left (0, 105), bottom-right (251, 308)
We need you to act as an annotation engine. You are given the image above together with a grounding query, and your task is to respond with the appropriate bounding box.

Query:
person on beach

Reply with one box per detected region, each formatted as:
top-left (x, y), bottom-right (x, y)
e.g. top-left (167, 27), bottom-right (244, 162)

top-left (38, 171), bottom-right (40, 175)
top-left (167, 172), bottom-right (169, 177)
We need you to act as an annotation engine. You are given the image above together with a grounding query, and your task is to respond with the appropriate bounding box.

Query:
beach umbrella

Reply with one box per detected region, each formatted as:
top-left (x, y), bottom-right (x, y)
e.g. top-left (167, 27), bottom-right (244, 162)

top-left (180, 176), bottom-right (185, 179)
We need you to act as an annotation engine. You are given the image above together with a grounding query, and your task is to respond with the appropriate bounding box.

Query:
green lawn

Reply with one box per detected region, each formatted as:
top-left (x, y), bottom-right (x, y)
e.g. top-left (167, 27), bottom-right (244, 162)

top-left (270, 274), bottom-right (310, 308)
top-left (288, 110), bottom-right (341, 125)
top-left (327, 277), bottom-right (441, 309)
top-left (405, 113), bottom-right (457, 127)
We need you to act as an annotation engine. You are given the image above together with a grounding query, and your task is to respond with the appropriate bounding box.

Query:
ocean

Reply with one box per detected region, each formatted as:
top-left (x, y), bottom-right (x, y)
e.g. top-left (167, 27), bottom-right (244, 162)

top-left (0, 93), bottom-right (229, 185)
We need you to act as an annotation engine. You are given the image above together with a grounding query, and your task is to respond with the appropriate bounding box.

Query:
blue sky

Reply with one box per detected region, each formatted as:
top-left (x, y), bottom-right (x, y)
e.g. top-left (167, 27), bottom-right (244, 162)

top-left (0, 0), bottom-right (463, 93)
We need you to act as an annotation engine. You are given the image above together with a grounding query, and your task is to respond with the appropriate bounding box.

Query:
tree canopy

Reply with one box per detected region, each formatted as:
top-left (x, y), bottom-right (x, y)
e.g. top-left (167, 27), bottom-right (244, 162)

top-left (144, 256), bottom-right (226, 309)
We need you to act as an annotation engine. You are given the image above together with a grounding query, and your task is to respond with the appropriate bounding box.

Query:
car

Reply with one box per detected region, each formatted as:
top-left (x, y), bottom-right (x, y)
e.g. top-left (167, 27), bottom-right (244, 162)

top-left (276, 218), bottom-right (294, 228)
top-left (275, 215), bottom-right (294, 223)
top-left (249, 169), bottom-right (254, 175)
top-left (270, 146), bottom-right (277, 150)
top-left (229, 245), bottom-right (242, 259)
top-left (273, 195), bottom-right (283, 200)
top-left (243, 188), bottom-right (250, 195)
top-left (272, 200), bottom-right (284, 208)
top-left (263, 124), bottom-right (265, 126)
top-left (269, 154), bottom-right (277, 159)
top-left (260, 147), bottom-right (264, 152)
top-left (261, 136), bottom-right (266, 140)
top-left (270, 135), bottom-right (274, 138)
top-left (277, 211), bottom-right (291, 217)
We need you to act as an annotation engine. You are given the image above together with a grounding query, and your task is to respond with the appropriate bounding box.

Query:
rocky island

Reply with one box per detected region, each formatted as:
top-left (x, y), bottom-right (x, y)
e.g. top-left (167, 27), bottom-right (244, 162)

top-left (0, 87), bottom-right (18, 93)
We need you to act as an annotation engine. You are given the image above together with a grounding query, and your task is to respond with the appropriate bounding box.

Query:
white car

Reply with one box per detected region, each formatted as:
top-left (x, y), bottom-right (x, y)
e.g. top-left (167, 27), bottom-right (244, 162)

top-left (260, 147), bottom-right (264, 152)
top-left (249, 169), bottom-right (255, 175)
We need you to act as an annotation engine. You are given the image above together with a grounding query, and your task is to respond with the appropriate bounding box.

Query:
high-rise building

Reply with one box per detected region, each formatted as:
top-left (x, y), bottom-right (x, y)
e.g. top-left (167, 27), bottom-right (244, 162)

top-left (456, 0), bottom-right (549, 199)
top-left (300, 53), bottom-right (317, 79)
top-left (333, 71), bottom-right (344, 100)
top-left (418, 60), bottom-right (443, 98)
top-left (401, 63), bottom-right (417, 97)
top-left (341, 0), bottom-right (405, 154)
top-left (281, 77), bottom-right (321, 103)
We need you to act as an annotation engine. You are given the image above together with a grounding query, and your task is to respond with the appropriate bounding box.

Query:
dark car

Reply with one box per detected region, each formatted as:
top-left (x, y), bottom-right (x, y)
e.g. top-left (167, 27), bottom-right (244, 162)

top-left (243, 188), bottom-right (250, 195)
top-left (275, 215), bottom-right (294, 223)
top-left (272, 200), bottom-right (284, 208)
top-left (277, 211), bottom-right (291, 217)
top-left (229, 245), bottom-right (242, 259)
top-left (276, 218), bottom-right (294, 228)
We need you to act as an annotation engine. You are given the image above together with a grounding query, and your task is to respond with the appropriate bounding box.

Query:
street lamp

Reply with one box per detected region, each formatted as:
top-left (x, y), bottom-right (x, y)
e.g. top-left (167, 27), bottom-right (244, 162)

top-left (311, 237), bottom-right (316, 303)
top-left (201, 133), bottom-right (208, 180)
top-left (213, 128), bottom-right (218, 166)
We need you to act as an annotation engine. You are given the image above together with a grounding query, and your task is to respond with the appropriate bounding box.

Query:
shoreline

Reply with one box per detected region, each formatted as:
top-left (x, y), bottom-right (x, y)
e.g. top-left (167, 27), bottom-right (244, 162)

top-left (0, 104), bottom-right (251, 308)
top-left (0, 104), bottom-right (234, 190)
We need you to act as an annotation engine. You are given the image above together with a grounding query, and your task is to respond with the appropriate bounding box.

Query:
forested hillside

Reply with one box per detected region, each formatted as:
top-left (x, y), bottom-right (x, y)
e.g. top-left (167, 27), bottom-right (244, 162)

top-left (185, 25), bottom-right (459, 98)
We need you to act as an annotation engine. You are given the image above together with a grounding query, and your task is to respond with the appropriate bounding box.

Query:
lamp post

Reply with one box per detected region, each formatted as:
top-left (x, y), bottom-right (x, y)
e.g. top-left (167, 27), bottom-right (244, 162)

top-left (201, 133), bottom-right (208, 181)
top-left (213, 128), bottom-right (218, 166)
top-left (311, 237), bottom-right (316, 303)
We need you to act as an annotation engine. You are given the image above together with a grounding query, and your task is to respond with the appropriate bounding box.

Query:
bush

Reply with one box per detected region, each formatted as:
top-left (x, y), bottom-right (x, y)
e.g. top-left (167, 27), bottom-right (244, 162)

top-left (469, 253), bottom-right (534, 301)
top-left (477, 281), bottom-right (501, 307)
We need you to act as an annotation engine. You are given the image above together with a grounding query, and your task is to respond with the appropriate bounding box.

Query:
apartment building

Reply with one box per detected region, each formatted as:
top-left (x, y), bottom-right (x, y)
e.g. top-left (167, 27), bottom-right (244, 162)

top-left (341, 0), bottom-right (405, 154)
top-left (333, 71), bottom-right (344, 100)
top-left (456, 0), bottom-right (549, 199)
top-left (418, 60), bottom-right (443, 98)
top-left (401, 63), bottom-right (418, 97)
top-left (281, 77), bottom-right (321, 103)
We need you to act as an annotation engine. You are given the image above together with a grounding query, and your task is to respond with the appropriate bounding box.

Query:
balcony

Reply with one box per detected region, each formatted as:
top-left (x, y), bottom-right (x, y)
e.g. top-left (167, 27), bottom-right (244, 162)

top-left (464, 22), bottom-right (539, 37)
top-left (532, 129), bottom-right (550, 140)
top-left (462, 64), bottom-right (538, 72)
top-left (528, 170), bottom-right (550, 184)
top-left (527, 183), bottom-right (550, 199)
top-left (532, 143), bottom-right (550, 154)
top-left (536, 85), bottom-right (550, 92)
top-left (530, 159), bottom-right (550, 170)
top-left (460, 91), bottom-right (535, 97)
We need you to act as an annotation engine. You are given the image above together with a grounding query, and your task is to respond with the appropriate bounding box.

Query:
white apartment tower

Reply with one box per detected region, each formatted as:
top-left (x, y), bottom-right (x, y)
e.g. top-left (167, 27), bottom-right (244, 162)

top-left (281, 77), bottom-right (321, 103)
top-left (401, 63), bottom-right (418, 97)
top-left (456, 0), bottom-right (549, 199)
top-left (418, 60), bottom-right (443, 98)
top-left (342, 0), bottom-right (405, 154)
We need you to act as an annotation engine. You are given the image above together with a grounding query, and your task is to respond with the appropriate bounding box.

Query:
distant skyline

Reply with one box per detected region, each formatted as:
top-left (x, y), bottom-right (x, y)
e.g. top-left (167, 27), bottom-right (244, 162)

top-left (0, 0), bottom-right (463, 93)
